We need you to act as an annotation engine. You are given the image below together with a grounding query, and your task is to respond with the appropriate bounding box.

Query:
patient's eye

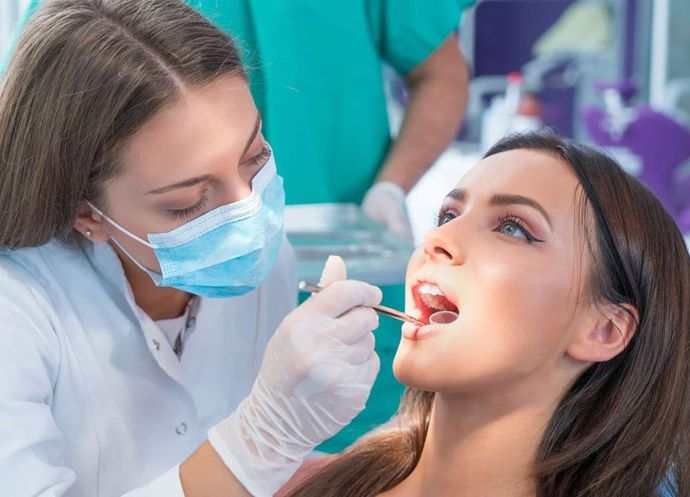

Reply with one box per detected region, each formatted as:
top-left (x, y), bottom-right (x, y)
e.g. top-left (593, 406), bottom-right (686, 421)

top-left (494, 215), bottom-right (543, 243)
top-left (436, 206), bottom-right (457, 226)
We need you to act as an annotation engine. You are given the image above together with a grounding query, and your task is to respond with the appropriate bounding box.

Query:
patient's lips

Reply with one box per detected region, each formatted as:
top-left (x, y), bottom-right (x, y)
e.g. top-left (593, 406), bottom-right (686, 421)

top-left (404, 281), bottom-right (460, 340)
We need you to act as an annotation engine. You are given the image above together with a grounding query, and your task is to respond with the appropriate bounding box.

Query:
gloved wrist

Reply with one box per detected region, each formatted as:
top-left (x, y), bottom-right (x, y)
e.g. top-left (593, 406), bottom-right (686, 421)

top-left (362, 181), bottom-right (413, 241)
top-left (366, 181), bottom-right (406, 202)
top-left (207, 257), bottom-right (382, 497)
top-left (208, 379), bottom-right (312, 497)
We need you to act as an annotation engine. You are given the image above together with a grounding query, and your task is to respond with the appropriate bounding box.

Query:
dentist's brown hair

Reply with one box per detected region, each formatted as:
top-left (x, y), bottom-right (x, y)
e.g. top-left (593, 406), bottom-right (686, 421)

top-left (0, 0), bottom-right (244, 248)
top-left (288, 133), bottom-right (690, 497)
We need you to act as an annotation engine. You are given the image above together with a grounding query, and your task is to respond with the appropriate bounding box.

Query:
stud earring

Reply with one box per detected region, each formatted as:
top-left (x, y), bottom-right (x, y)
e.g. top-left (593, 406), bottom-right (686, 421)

top-left (85, 229), bottom-right (93, 238)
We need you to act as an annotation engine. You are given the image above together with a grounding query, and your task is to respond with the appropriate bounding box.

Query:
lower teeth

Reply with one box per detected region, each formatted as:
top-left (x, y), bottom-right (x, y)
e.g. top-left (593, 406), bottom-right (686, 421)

top-left (429, 310), bottom-right (458, 324)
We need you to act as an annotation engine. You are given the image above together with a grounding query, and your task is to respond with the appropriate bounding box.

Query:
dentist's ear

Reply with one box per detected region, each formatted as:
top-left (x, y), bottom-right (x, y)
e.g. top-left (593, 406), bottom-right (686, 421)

top-left (73, 202), bottom-right (110, 242)
top-left (567, 302), bottom-right (639, 363)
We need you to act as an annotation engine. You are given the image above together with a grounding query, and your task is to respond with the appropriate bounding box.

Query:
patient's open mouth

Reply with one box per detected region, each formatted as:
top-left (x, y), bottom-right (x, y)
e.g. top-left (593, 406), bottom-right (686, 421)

top-left (413, 282), bottom-right (459, 325)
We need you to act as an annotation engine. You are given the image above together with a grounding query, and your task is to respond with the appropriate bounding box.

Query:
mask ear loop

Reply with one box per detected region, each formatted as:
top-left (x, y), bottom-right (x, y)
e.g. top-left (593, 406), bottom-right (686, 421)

top-left (109, 235), bottom-right (164, 284)
top-left (86, 202), bottom-right (164, 283)
top-left (86, 202), bottom-right (155, 248)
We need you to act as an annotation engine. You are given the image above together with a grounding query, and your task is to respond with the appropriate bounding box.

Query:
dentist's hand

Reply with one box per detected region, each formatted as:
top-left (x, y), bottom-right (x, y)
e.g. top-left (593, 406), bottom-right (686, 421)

top-left (209, 256), bottom-right (382, 497)
top-left (362, 181), bottom-right (414, 242)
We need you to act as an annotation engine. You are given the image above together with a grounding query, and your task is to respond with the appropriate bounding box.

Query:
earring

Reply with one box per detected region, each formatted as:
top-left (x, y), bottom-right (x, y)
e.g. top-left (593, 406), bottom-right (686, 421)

top-left (85, 229), bottom-right (93, 238)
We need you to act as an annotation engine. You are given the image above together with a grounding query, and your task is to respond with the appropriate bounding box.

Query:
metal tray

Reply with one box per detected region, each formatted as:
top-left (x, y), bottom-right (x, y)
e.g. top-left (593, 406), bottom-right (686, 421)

top-left (284, 203), bottom-right (414, 286)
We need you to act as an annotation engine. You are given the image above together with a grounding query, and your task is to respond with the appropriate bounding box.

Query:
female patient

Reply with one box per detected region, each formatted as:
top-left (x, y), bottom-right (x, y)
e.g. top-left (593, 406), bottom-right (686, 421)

top-left (288, 133), bottom-right (690, 497)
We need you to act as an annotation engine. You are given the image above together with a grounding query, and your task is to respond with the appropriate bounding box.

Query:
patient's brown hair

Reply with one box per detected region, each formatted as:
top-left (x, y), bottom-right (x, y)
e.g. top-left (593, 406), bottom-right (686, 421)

top-left (289, 133), bottom-right (690, 497)
top-left (0, 0), bottom-right (244, 248)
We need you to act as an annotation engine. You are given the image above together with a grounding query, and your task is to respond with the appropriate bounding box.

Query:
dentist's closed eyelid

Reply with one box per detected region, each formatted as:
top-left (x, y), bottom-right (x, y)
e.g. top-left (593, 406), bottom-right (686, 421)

top-left (166, 189), bottom-right (210, 220)
top-left (241, 142), bottom-right (271, 169)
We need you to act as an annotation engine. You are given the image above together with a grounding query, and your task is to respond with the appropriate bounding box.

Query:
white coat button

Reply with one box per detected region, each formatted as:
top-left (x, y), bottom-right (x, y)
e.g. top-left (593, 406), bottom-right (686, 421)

top-left (152, 339), bottom-right (160, 351)
top-left (175, 422), bottom-right (187, 435)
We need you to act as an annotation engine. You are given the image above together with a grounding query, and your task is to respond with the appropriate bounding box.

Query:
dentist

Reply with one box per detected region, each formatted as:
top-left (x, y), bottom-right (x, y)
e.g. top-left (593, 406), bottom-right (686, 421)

top-left (0, 1), bottom-right (381, 496)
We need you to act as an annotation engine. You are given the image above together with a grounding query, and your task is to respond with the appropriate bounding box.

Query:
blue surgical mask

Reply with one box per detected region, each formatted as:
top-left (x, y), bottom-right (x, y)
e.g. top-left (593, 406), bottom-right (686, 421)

top-left (88, 153), bottom-right (285, 298)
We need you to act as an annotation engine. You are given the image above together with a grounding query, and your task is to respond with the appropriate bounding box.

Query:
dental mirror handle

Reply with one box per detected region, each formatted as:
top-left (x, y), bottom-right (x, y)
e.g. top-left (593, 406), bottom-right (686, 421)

top-left (298, 281), bottom-right (427, 327)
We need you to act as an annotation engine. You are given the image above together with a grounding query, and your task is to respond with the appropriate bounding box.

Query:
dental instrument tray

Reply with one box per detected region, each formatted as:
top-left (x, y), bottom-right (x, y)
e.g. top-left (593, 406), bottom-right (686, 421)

top-left (284, 203), bottom-right (414, 286)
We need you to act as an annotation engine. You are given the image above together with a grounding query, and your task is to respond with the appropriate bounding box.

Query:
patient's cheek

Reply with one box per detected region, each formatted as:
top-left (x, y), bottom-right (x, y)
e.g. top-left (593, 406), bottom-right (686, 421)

top-left (405, 248), bottom-right (425, 277)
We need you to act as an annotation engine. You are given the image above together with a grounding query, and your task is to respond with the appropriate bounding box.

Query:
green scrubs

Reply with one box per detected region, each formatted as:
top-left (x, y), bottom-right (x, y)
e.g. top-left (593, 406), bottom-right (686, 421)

top-left (189, 0), bottom-right (471, 205)
top-left (13, 0), bottom-right (472, 453)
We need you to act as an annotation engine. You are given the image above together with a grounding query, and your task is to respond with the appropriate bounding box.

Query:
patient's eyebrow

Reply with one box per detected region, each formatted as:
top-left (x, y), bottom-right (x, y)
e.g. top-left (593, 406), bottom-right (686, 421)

top-left (444, 188), bottom-right (552, 228)
top-left (445, 188), bottom-right (465, 202)
top-left (491, 193), bottom-right (552, 228)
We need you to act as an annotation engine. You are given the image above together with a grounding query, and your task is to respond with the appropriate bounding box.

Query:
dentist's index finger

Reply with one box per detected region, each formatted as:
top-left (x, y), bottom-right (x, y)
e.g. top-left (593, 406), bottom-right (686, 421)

top-left (303, 280), bottom-right (383, 318)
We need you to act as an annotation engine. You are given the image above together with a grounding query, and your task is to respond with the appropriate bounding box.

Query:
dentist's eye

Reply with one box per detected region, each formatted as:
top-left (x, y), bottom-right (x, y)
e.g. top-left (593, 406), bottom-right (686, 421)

top-left (168, 190), bottom-right (209, 220)
top-left (495, 215), bottom-right (543, 243)
top-left (435, 206), bottom-right (457, 226)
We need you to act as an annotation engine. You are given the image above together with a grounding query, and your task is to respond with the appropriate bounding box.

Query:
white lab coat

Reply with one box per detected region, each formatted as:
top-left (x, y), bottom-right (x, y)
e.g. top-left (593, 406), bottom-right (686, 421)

top-left (0, 236), bottom-right (297, 496)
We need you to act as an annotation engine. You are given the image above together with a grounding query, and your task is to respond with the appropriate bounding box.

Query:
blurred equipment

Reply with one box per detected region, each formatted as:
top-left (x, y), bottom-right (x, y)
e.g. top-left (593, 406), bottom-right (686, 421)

top-left (480, 71), bottom-right (543, 153)
top-left (461, 0), bottom-right (578, 141)
top-left (461, 0), bottom-right (635, 142)
top-left (584, 81), bottom-right (690, 232)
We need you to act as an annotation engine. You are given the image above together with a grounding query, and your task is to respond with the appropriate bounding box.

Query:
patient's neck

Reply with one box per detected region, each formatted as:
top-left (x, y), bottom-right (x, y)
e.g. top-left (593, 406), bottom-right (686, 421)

top-left (387, 385), bottom-right (561, 497)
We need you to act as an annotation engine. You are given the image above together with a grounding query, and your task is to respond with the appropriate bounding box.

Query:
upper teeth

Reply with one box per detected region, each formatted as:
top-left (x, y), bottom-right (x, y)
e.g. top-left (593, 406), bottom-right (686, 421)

top-left (418, 283), bottom-right (455, 311)
top-left (418, 283), bottom-right (443, 296)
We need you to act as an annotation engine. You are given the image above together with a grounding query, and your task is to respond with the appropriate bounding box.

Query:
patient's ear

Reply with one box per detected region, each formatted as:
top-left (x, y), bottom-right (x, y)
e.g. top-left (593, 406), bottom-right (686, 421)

top-left (567, 302), bottom-right (638, 363)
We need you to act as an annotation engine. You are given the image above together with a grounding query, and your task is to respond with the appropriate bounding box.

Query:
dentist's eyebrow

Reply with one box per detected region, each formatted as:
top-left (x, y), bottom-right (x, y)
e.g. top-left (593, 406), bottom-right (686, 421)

top-left (444, 188), bottom-right (552, 228)
top-left (240, 114), bottom-right (262, 157)
top-left (146, 114), bottom-right (262, 195)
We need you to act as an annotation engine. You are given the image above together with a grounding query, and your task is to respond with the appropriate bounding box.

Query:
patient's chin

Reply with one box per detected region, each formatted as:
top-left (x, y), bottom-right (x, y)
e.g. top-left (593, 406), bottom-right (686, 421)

top-left (392, 343), bottom-right (439, 391)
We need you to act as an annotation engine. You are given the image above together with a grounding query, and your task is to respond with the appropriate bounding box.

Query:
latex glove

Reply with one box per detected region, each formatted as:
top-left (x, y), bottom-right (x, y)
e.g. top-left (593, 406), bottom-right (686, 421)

top-left (361, 181), bottom-right (414, 242)
top-left (209, 256), bottom-right (382, 497)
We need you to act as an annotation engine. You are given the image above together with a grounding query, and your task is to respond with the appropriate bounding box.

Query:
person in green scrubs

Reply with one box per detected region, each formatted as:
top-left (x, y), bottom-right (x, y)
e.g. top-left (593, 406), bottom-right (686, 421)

top-left (10, 0), bottom-right (473, 453)
top-left (191, 1), bottom-right (473, 237)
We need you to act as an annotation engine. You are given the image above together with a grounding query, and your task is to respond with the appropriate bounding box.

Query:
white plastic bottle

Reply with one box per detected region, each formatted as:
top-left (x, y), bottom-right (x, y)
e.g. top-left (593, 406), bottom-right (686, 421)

top-left (481, 72), bottom-right (542, 153)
